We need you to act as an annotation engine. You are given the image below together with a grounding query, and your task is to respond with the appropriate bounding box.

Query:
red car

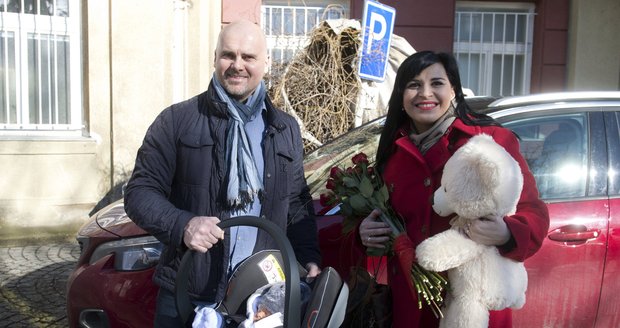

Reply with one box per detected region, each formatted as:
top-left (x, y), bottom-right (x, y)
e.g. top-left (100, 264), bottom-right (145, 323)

top-left (67, 92), bottom-right (620, 327)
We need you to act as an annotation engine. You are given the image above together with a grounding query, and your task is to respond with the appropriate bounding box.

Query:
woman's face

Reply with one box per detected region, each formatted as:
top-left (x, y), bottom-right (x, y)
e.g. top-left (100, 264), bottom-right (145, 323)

top-left (402, 63), bottom-right (456, 133)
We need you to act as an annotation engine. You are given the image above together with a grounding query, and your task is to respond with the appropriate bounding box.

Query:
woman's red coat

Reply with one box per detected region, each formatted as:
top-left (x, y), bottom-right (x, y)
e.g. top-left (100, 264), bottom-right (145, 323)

top-left (368, 119), bottom-right (549, 328)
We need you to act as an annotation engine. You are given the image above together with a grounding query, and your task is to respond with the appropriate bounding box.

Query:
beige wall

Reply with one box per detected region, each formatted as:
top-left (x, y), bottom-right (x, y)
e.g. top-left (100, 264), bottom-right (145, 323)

top-left (110, 1), bottom-right (222, 181)
top-left (0, 139), bottom-right (99, 228)
top-left (567, 0), bottom-right (620, 90)
top-left (0, 0), bottom-right (221, 235)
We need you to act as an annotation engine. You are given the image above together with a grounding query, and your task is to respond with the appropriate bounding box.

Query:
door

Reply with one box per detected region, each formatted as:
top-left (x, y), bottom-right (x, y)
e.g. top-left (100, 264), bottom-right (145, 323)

top-left (500, 110), bottom-right (608, 328)
top-left (594, 110), bottom-right (620, 327)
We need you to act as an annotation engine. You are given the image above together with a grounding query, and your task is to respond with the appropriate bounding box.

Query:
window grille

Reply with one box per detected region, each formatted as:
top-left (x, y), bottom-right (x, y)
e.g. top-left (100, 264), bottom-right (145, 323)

top-left (454, 2), bottom-right (535, 97)
top-left (0, 0), bottom-right (82, 136)
top-left (261, 3), bottom-right (348, 81)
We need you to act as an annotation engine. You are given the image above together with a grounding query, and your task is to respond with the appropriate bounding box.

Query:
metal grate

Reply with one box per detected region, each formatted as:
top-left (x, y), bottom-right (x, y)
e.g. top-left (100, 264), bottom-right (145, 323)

top-left (454, 4), bottom-right (535, 97)
top-left (0, 0), bottom-right (81, 136)
top-left (261, 4), bottom-right (348, 82)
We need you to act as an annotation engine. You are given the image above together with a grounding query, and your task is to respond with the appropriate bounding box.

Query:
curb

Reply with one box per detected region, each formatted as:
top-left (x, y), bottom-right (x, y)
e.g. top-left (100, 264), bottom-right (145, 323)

top-left (0, 227), bottom-right (79, 247)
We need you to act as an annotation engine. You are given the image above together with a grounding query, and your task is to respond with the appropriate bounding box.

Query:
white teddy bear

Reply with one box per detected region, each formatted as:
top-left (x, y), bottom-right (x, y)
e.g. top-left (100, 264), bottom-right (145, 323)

top-left (415, 133), bottom-right (528, 328)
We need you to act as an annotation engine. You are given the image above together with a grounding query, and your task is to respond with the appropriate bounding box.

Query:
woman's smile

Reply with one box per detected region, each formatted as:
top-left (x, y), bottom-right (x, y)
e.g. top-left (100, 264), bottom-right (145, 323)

top-left (416, 101), bottom-right (439, 110)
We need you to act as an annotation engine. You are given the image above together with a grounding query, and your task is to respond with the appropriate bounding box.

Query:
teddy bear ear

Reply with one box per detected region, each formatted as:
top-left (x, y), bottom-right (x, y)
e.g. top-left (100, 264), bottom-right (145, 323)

top-left (466, 135), bottom-right (502, 187)
top-left (469, 134), bottom-right (523, 215)
top-left (473, 153), bottom-right (501, 191)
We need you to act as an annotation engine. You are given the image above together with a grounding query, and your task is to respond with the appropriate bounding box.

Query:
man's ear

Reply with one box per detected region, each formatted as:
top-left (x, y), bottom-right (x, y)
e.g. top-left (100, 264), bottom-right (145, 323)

top-left (264, 54), bottom-right (271, 75)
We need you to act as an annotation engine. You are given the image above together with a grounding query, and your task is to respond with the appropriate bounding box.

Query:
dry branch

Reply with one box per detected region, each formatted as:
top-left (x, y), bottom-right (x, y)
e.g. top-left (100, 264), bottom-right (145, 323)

top-left (269, 20), bottom-right (363, 153)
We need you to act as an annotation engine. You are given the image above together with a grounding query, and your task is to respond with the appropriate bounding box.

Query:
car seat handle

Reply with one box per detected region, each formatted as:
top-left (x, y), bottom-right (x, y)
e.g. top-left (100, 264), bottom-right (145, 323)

top-left (175, 216), bottom-right (301, 328)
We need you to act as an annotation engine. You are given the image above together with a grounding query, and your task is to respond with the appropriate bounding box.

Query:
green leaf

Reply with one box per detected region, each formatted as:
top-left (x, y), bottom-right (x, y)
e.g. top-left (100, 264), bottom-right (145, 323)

top-left (340, 202), bottom-right (353, 217)
top-left (372, 190), bottom-right (385, 205)
top-left (343, 176), bottom-right (359, 188)
top-left (359, 176), bottom-right (374, 198)
top-left (366, 247), bottom-right (388, 257)
top-left (349, 194), bottom-right (369, 213)
top-left (379, 184), bottom-right (390, 204)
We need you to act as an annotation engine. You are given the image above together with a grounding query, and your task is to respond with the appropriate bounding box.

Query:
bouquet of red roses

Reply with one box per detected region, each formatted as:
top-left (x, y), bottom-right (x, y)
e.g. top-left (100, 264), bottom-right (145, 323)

top-left (320, 152), bottom-right (448, 317)
top-left (321, 152), bottom-right (404, 241)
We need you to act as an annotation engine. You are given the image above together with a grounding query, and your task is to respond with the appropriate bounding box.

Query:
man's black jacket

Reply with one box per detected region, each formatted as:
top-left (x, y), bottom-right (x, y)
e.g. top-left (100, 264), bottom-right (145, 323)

top-left (124, 82), bottom-right (320, 302)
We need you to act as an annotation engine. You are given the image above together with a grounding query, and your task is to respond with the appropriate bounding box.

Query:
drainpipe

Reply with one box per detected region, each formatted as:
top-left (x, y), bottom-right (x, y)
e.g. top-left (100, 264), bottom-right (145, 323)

top-left (172, 0), bottom-right (192, 103)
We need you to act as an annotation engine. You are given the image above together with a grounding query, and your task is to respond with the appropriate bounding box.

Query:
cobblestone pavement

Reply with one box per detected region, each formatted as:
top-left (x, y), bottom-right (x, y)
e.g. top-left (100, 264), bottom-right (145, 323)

top-left (0, 242), bottom-right (81, 327)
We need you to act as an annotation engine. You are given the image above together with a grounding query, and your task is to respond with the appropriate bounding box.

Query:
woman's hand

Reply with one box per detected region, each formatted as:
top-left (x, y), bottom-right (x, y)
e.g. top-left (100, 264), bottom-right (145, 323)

top-left (359, 209), bottom-right (393, 248)
top-left (466, 215), bottom-right (511, 246)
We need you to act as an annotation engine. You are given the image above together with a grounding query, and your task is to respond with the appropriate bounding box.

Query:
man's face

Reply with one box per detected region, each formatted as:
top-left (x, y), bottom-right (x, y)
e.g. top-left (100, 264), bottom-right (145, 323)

top-left (214, 22), bottom-right (268, 102)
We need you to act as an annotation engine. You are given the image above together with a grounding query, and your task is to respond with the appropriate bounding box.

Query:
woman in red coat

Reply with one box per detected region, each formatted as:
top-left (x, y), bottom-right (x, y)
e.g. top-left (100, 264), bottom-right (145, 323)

top-left (357, 51), bottom-right (550, 327)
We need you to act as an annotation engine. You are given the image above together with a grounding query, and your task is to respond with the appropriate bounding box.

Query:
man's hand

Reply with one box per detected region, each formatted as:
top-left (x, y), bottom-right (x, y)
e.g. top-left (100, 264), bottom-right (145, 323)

top-left (183, 216), bottom-right (225, 253)
top-left (305, 262), bottom-right (321, 278)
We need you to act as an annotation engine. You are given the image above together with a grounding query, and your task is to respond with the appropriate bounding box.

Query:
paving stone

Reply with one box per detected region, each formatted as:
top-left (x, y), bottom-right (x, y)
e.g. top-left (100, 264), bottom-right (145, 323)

top-left (0, 242), bottom-right (80, 327)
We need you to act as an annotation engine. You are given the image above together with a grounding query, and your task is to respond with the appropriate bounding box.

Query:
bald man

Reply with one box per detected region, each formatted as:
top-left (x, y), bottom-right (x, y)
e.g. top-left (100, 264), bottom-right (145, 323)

top-left (124, 20), bottom-right (321, 327)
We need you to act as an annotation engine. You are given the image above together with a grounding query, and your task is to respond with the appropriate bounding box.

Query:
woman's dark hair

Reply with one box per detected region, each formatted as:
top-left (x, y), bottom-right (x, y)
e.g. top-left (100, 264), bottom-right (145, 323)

top-left (376, 51), bottom-right (499, 172)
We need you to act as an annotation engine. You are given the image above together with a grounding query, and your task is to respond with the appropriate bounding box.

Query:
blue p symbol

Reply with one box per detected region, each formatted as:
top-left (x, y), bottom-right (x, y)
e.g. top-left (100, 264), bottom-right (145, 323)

top-left (358, 1), bottom-right (395, 82)
top-left (366, 12), bottom-right (387, 54)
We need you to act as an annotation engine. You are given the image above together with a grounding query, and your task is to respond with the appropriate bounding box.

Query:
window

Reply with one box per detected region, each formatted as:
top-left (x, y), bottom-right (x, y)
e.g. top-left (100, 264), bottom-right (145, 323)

top-left (504, 113), bottom-right (588, 200)
top-left (0, 0), bottom-right (82, 136)
top-left (261, 1), bottom-right (349, 81)
top-left (454, 2), bottom-right (535, 97)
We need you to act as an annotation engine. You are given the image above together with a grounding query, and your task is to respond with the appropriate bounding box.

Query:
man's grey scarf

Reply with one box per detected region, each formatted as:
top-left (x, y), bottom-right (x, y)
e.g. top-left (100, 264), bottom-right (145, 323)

top-left (212, 75), bottom-right (265, 209)
top-left (409, 106), bottom-right (456, 155)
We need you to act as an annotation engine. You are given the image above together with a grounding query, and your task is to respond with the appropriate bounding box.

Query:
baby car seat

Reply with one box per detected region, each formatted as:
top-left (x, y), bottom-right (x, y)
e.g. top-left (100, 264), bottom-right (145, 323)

top-left (175, 216), bottom-right (349, 328)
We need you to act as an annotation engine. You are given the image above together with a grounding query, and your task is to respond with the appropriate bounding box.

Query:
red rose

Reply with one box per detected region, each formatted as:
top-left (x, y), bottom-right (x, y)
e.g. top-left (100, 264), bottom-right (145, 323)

top-left (329, 166), bottom-right (344, 179)
top-left (351, 152), bottom-right (369, 165)
top-left (367, 166), bottom-right (375, 176)
top-left (326, 178), bottom-right (336, 190)
top-left (320, 192), bottom-right (334, 206)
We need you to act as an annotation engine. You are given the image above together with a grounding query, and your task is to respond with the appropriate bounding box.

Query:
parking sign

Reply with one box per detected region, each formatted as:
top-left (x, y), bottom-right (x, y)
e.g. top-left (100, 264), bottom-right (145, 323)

top-left (358, 1), bottom-right (395, 82)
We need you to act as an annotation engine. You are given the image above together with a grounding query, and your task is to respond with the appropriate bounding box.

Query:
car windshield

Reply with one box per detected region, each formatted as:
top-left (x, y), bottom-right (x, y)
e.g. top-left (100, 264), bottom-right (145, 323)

top-left (303, 117), bottom-right (385, 198)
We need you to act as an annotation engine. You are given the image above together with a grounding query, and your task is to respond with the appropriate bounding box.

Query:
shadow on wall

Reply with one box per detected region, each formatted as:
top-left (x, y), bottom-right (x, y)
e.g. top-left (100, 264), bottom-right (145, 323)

top-left (89, 180), bottom-right (128, 217)
top-left (0, 206), bottom-right (88, 246)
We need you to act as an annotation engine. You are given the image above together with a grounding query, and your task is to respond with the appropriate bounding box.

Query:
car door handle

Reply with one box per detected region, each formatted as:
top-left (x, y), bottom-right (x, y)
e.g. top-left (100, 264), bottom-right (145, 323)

top-left (548, 224), bottom-right (600, 242)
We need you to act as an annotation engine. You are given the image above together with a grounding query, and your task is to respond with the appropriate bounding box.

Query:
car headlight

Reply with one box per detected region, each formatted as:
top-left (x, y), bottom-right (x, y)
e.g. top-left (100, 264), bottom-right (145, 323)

top-left (90, 236), bottom-right (163, 271)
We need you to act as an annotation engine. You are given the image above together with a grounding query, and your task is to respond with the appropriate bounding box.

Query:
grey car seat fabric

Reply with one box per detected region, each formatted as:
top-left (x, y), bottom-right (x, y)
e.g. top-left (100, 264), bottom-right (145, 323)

top-left (543, 122), bottom-right (580, 156)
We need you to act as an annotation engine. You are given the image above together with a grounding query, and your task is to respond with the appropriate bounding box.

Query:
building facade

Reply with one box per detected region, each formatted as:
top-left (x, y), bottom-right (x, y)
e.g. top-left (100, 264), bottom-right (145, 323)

top-left (0, 0), bottom-right (618, 235)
